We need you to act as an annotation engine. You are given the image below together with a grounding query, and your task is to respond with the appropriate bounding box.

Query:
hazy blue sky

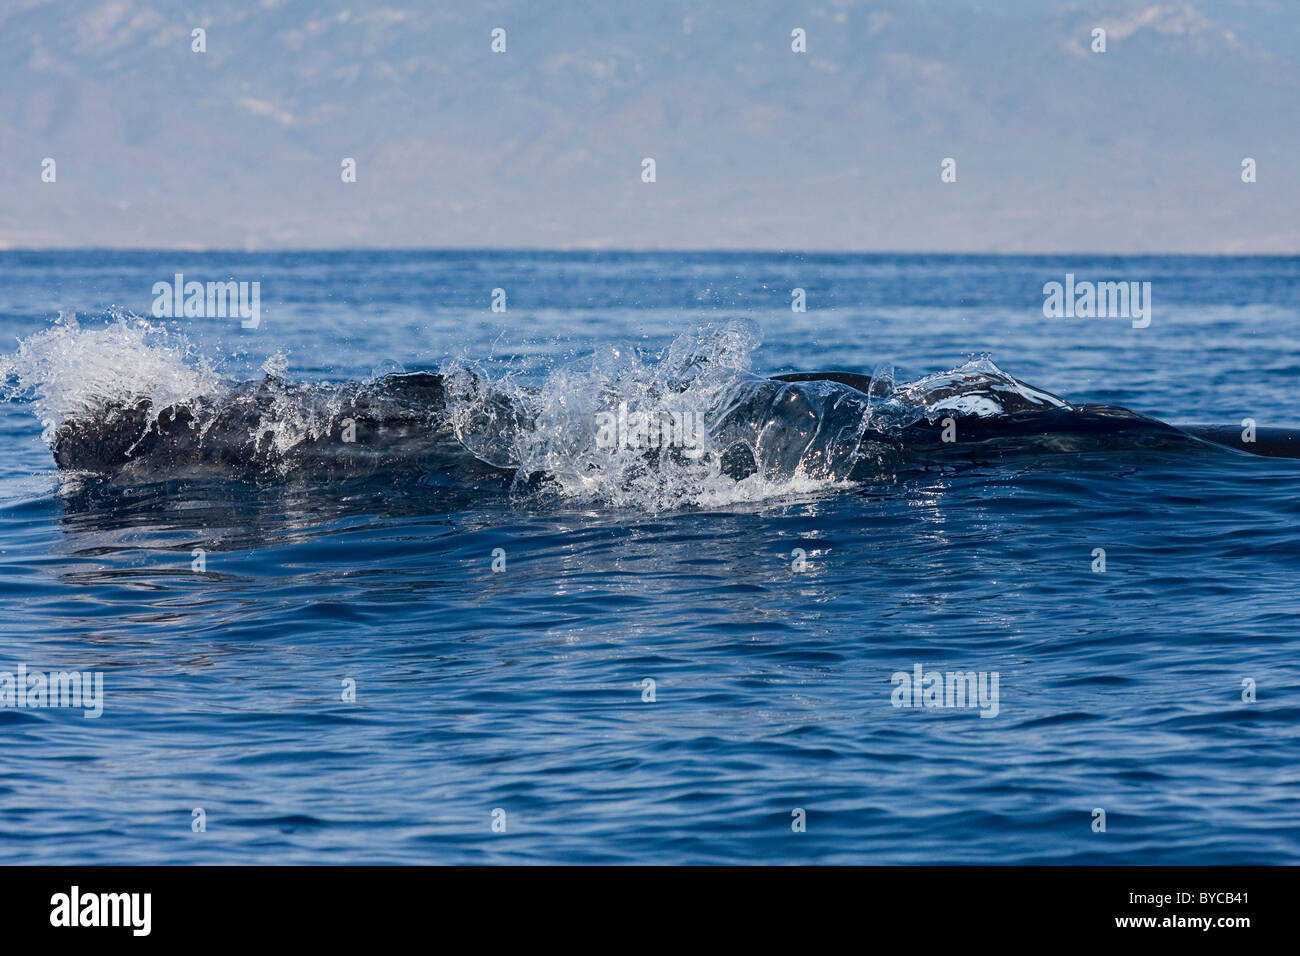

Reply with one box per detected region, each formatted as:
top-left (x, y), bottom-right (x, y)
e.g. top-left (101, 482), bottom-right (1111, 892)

top-left (1, 0), bottom-right (1296, 252)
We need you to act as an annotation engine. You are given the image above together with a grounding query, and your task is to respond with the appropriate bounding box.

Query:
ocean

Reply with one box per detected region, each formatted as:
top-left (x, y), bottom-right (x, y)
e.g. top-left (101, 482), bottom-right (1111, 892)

top-left (1, 250), bottom-right (1298, 864)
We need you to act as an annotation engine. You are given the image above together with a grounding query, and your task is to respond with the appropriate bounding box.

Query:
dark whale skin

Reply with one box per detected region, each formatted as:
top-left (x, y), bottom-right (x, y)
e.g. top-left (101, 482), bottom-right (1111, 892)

top-left (777, 371), bottom-right (1300, 460)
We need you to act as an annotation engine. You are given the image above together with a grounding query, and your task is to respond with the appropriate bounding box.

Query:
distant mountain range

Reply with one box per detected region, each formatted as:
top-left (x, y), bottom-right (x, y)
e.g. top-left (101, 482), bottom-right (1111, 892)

top-left (1, 0), bottom-right (1296, 252)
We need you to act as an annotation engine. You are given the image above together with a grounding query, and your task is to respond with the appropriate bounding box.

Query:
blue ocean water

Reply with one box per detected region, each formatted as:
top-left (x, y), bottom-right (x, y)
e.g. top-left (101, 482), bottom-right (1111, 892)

top-left (1, 250), bottom-right (1298, 864)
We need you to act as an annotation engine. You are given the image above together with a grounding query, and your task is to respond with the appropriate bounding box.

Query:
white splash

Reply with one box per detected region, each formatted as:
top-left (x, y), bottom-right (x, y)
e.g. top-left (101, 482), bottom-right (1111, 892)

top-left (0, 312), bottom-right (225, 436)
top-left (442, 321), bottom-right (875, 510)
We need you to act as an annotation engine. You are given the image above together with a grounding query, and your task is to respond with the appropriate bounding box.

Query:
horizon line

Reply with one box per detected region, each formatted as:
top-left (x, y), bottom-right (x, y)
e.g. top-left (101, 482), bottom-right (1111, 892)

top-left (1, 246), bottom-right (1297, 258)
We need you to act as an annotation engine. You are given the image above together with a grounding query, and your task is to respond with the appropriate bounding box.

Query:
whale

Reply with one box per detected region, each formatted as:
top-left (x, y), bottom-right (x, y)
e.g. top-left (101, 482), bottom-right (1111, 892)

top-left (45, 368), bottom-right (1300, 479)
